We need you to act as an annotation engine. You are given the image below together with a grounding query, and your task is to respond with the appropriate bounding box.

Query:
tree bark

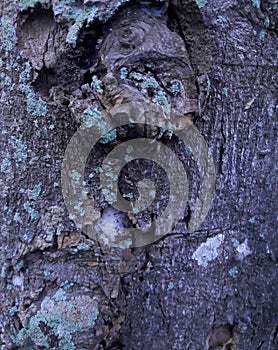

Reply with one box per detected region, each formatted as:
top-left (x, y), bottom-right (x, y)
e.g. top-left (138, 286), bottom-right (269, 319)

top-left (0, 0), bottom-right (277, 349)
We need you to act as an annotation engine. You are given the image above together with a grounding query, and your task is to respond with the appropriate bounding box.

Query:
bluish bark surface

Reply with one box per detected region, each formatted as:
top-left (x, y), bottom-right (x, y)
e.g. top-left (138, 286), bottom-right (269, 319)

top-left (0, 1), bottom-right (277, 349)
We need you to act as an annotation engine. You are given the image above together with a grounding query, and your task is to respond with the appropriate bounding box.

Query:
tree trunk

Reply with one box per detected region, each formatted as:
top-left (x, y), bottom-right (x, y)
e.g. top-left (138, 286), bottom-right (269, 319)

top-left (0, 1), bottom-right (277, 349)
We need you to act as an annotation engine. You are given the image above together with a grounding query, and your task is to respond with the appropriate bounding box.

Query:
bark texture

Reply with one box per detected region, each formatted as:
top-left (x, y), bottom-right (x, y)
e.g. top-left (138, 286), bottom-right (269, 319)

top-left (0, 0), bottom-right (277, 349)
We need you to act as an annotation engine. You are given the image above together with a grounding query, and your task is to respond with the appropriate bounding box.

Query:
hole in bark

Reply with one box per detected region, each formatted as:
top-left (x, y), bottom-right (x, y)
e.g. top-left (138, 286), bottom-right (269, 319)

top-left (207, 324), bottom-right (233, 349)
top-left (15, 0), bottom-right (211, 244)
top-left (144, 291), bottom-right (149, 300)
top-left (273, 324), bottom-right (278, 341)
top-left (256, 340), bottom-right (264, 349)
top-left (32, 66), bottom-right (57, 97)
top-left (77, 18), bottom-right (104, 69)
top-left (85, 124), bottom-right (199, 230)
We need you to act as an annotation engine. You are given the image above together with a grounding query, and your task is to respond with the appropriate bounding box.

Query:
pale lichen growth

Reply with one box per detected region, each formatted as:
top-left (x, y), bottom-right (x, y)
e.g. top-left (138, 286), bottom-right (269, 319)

top-left (236, 239), bottom-right (252, 259)
top-left (19, 0), bottom-right (48, 12)
top-left (192, 234), bottom-right (224, 267)
top-left (195, 0), bottom-right (207, 9)
top-left (19, 63), bottom-right (48, 117)
top-left (252, 0), bottom-right (261, 9)
top-left (91, 75), bottom-right (104, 94)
top-left (228, 266), bottom-right (238, 277)
top-left (17, 289), bottom-right (99, 349)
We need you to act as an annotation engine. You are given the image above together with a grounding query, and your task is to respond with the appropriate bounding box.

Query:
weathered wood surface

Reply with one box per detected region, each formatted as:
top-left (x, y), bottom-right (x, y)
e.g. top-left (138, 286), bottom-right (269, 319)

top-left (0, 0), bottom-right (277, 349)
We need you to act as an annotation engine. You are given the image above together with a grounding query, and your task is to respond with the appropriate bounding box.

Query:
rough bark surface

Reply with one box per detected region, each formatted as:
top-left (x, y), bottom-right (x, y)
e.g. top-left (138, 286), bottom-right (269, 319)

top-left (0, 0), bottom-right (277, 349)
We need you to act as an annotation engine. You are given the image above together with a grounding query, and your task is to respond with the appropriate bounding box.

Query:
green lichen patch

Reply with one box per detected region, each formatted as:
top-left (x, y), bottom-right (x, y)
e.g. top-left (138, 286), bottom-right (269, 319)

top-left (20, 84), bottom-right (48, 117)
top-left (228, 266), bottom-right (238, 277)
top-left (81, 108), bottom-right (94, 128)
top-left (42, 206), bottom-right (65, 242)
top-left (222, 87), bottom-right (228, 97)
top-left (81, 107), bottom-right (117, 144)
top-left (1, 153), bottom-right (11, 173)
top-left (74, 201), bottom-right (85, 217)
top-left (19, 62), bottom-right (48, 117)
top-left (76, 242), bottom-right (90, 251)
top-left (11, 136), bottom-right (28, 162)
top-left (17, 291), bottom-right (99, 349)
top-left (170, 81), bottom-right (181, 96)
top-left (141, 77), bottom-right (159, 90)
top-left (259, 29), bottom-right (266, 41)
top-left (66, 6), bottom-right (98, 45)
top-left (195, 0), bottom-right (207, 9)
top-left (23, 201), bottom-right (39, 220)
top-left (217, 16), bottom-right (228, 24)
top-left (30, 183), bottom-right (42, 200)
top-left (51, 0), bottom-right (98, 46)
top-left (70, 169), bottom-right (82, 183)
top-left (118, 239), bottom-right (132, 249)
top-left (91, 75), bottom-right (104, 94)
top-left (252, 0), bottom-right (261, 9)
top-left (167, 282), bottom-right (174, 291)
top-left (119, 66), bottom-right (173, 113)
top-left (152, 90), bottom-right (170, 114)
top-left (19, 0), bottom-right (49, 12)
top-left (102, 188), bottom-right (117, 204)
top-left (120, 67), bottom-right (128, 80)
top-left (13, 212), bottom-right (22, 223)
